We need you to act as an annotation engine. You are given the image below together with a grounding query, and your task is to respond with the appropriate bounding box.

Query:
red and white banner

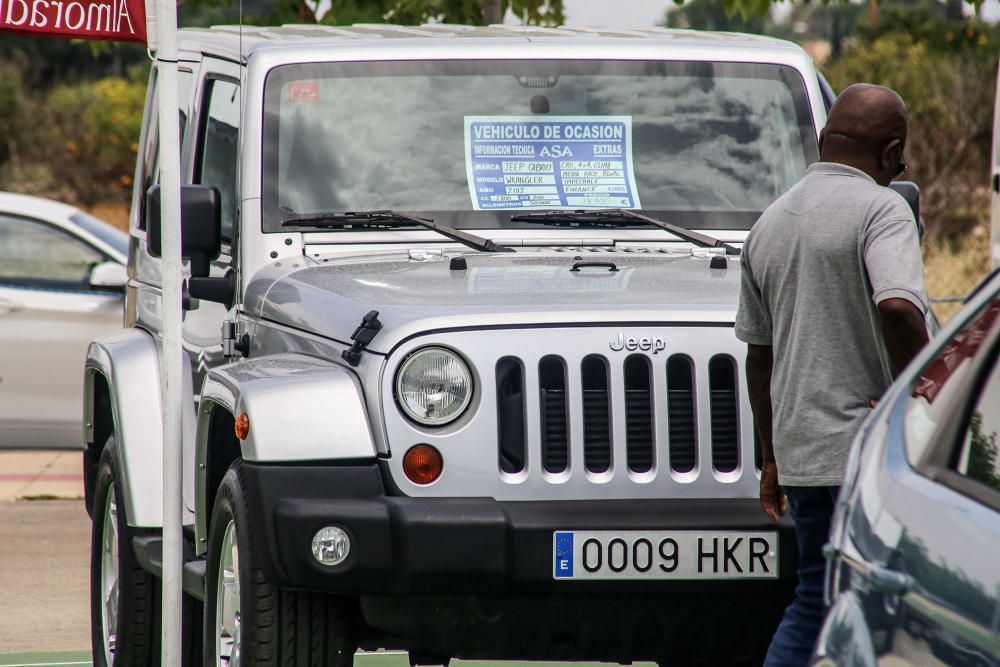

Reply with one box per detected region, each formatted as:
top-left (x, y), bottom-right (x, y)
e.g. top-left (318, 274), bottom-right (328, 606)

top-left (0, 0), bottom-right (146, 43)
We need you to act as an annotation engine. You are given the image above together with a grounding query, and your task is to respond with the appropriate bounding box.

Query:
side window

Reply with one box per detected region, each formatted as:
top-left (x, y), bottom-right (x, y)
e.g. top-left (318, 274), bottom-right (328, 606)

top-left (904, 298), bottom-right (1000, 464)
top-left (134, 69), bottom-right (158, 231)
top-left (0, 214), bottom-right (104, 288)
top-left (135, 69), bottom-right (189, 231)
top-left (817, 74), bottom-right (836, 114)
top-left (954, 354), bottom-right (1000, 494)
top-left (197, 78), bottom-right (240, 245)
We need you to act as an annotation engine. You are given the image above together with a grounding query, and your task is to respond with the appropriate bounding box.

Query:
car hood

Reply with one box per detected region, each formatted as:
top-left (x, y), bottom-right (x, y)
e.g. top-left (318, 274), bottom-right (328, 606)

top-left (246, 248), bottom-right (742, 353)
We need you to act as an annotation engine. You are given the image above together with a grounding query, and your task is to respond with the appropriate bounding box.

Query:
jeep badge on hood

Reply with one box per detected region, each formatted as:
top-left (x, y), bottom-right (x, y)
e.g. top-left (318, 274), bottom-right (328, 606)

top-left (609, 333), bottom-right (666, 354)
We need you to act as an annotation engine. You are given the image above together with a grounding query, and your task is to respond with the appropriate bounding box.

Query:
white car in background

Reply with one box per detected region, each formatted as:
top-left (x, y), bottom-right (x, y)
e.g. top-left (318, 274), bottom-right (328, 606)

top-left (0, 192), bottom-right (128, 449)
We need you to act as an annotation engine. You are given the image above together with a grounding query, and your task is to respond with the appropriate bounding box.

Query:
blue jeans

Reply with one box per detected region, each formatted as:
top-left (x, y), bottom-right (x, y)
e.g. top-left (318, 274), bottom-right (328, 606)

top-left (763, 485), bottom-right (839, 667)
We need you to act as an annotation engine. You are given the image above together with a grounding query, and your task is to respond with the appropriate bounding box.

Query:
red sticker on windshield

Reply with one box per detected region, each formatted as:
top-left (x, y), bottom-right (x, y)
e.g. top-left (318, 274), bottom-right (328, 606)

top-left (289, 83), bottom-right (320, 103)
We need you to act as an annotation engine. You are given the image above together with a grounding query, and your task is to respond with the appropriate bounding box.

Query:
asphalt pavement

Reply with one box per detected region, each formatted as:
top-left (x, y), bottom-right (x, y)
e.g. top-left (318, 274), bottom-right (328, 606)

top-left (0, 498), bottom-right (91, 656)
top-left (0, 450), bottom-right (656, 667)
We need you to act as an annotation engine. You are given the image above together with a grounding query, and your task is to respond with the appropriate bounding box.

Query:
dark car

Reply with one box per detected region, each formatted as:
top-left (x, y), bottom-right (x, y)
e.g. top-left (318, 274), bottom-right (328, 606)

top-left (813, 268), bottom-right (1000, 667)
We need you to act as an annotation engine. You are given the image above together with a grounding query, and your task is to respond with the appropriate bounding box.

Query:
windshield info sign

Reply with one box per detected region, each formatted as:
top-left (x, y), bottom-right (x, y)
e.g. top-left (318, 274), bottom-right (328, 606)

top-left (464, 116), bottom-right (641, 211)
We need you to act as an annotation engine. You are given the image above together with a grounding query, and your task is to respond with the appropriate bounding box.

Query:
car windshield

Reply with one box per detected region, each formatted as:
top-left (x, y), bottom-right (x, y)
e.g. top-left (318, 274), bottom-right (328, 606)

top-left (264, 59), bottom-right (818, 232)
top-left (70, 211), bottom-right (129, 256)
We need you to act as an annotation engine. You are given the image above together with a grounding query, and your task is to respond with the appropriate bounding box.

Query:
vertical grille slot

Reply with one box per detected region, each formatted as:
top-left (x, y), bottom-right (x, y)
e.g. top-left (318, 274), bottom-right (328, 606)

top-left (496, 357), bottom-right (526, 474)
top-left (539, 356), bottom-right (569, 474)
top-left (581, 355), bottom-right (612, 473)
top-left (624, 355), bottom-right (654, 473)
top-left (667, 355), bottom-right (697, 473)
top-left (709, 355), bottom-right (739, 473)
top-left (754, 428), bottom-right (763, 472)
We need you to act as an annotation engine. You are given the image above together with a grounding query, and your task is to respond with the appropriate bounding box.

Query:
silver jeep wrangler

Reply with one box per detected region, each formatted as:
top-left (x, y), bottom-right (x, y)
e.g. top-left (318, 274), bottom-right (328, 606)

top-left (83, 24), bottom-right (832, 667)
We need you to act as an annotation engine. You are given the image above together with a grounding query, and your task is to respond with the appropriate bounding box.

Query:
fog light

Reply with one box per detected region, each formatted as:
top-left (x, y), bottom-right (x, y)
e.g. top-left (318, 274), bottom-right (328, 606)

top-left (311, 526), bottom-right (350, 566)
top-left (403, 444), bottom-right (443, 485)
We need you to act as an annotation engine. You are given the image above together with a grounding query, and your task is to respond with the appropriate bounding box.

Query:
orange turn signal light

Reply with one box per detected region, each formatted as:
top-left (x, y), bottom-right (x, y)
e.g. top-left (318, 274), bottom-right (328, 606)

top-left (403, 444), bottom-right (443, 485)
top-left (234, 413), bottom-right (250, 440)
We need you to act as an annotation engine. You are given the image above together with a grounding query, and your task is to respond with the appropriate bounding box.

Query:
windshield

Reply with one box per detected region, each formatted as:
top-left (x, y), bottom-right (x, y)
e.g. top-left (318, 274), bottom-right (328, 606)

top-left (70, 211), bottom-right (129, 256)
top-left (263, 59), bottom-right (818, 232)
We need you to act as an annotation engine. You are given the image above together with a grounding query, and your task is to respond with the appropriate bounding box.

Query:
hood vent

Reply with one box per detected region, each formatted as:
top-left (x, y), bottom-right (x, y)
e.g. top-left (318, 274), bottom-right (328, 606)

top-left (666, 356), bottom-right (697, 473)
top-left (581, 356), bottom-right (612, 473)
top-left (709, 355), bottom-right (739, 473)
top-left (540, 356), bottom-right (569, 474)
top-left (624, 355), bottom-right (654, 473)
top-left (496, 358), bottom-right (526, 474)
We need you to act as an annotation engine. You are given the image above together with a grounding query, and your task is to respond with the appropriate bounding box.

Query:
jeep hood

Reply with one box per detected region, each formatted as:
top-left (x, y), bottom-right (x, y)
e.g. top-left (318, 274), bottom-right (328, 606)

top-left (247, 250), bottom-right (742, 354)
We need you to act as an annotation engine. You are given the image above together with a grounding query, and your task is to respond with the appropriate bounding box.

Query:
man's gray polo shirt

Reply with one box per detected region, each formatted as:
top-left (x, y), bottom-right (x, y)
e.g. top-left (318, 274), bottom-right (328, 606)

top-left (735, 162), bottom-right (928, 486)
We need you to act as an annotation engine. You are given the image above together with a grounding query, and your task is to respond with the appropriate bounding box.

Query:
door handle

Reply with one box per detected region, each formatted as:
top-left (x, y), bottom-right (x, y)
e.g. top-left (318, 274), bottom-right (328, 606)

top-left (0, 298), bottom-right (24, 315)
top-left (866, 564), bottom-right (913, 595)
top-left (993, 173), bottom-right (999, 193)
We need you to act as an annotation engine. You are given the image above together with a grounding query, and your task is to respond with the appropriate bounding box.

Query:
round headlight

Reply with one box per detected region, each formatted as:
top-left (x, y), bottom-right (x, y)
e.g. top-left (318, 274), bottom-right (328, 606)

top-left (395, 347), bottom-right (473, 426)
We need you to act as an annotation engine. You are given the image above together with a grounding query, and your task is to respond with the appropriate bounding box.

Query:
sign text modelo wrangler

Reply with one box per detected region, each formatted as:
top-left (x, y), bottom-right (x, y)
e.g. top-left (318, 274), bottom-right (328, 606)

top-left (609, 333), bottom-right (665, 354)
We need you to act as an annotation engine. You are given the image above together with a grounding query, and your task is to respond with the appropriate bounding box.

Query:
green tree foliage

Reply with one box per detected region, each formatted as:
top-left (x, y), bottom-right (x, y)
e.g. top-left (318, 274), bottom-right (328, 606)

top-left (193, 0), bottom-right (564, 26)
top-left (389, 0), bottom-right (563, 25)
top-left (768, 3), bottom-right (865, 58)
top-left (857, 0), bottom-right (999, 54)
top-left (692, 0), bottom-right (985, 20)
top-left (0, 0), bottom-right (563, 206)
top-left (666, 0), bottom-right (773, 32)
top-left (0, 66), bottom-right (24, 166)
top-left (823, 4), bottom-right (999, 237)
top-left (966, 412), bottom-right (1000, 491)
top-left (35, 76), bottom-right (147, 206)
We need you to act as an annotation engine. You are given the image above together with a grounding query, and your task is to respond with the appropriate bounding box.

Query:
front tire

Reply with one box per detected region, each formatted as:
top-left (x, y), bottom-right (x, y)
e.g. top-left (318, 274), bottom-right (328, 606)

top-left (204, 461), bottom-right (357, 666)
top-left (90, 438), bottom-right (160, 667)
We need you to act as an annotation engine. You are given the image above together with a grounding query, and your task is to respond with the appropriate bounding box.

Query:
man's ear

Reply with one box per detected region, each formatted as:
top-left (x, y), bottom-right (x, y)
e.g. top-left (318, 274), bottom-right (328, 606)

top-left (881, 138), bottom-right (902, 170)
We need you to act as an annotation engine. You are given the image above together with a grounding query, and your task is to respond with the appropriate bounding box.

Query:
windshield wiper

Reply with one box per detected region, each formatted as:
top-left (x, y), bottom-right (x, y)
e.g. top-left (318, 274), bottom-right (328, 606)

top-left (281, 210), bottom-right (514, 253)
top-left (511, 209), bottom-right (741, 256)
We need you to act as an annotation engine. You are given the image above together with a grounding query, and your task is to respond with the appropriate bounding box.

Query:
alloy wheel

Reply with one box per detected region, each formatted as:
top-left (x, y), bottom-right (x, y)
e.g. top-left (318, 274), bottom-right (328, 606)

top-left (100, 487), bottom-right (119, 665)
top-left (215, 519), bottom-right (241, 666)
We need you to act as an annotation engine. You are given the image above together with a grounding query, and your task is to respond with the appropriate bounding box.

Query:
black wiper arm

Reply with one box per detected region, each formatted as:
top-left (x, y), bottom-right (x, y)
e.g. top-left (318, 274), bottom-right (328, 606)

top-left (512, 209), bottom-right (741, 256)
top-left (281, 210), bottom-right (514, 253)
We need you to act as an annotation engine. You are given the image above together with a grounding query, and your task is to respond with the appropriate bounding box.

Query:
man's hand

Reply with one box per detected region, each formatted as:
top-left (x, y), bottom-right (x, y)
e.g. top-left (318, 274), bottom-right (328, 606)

top-left (760, 462), bottom-right (786, 524)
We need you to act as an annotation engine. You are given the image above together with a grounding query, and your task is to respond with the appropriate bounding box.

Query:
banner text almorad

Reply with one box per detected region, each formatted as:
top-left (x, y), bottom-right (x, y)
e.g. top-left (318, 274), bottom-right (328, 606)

top-left (0, 0), bottom-right (145, 42)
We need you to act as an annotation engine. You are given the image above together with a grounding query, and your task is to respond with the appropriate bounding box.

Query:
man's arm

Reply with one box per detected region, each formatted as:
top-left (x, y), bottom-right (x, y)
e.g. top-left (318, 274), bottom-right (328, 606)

top-left (878, 297), bottom-right (929, 374)
top-left (745, 343), bottom-right (786, 524)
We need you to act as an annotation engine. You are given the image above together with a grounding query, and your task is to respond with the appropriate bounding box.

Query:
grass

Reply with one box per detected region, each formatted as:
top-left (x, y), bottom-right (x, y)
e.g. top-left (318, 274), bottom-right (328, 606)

top-left (923, 221), bottom-right (994, 324)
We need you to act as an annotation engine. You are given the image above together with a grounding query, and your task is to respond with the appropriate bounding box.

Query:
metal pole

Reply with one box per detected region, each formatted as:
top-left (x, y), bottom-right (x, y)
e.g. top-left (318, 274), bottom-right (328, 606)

top-left (153, 0), bottom-right (184, 662)
top-left (483, 0), bottom-right (502, 24)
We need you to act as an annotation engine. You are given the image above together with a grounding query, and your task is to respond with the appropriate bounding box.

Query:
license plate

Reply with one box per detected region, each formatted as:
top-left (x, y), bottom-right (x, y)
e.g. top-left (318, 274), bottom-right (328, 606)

top-left (552, 530), bottom-right (779, 580)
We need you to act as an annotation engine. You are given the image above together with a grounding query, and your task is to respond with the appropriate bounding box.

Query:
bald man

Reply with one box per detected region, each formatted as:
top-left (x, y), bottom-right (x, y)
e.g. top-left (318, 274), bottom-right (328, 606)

top-left (736, 84), bottom-right (930, 666)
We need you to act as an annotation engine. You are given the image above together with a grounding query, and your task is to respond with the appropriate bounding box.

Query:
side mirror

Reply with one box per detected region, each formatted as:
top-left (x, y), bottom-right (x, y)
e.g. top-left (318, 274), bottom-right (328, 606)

top-left (145, 184), bottom-right (222, 278)
top-left (145, 184), bottom-right (235, 308)
top-left (889, 181), bottom-right (924, 239)
top-left (88, 261), bottom-right (127, 293)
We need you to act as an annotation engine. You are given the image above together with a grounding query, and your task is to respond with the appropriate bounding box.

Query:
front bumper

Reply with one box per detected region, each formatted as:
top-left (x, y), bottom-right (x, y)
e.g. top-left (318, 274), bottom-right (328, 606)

top-left (240, 461), bottom-right (797, 596)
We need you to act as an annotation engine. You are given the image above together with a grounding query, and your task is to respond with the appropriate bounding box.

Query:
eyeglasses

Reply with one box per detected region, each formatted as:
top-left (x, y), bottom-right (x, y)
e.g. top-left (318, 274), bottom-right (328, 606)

top-left (892, 162), bottom-right (908, 179)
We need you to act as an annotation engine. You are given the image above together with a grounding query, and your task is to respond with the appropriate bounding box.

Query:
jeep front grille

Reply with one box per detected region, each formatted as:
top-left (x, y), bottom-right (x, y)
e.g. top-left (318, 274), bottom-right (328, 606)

top-left (495, 353), bottom-right (740, 477)
top-left (381, 326), bottom-right (756, 500)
